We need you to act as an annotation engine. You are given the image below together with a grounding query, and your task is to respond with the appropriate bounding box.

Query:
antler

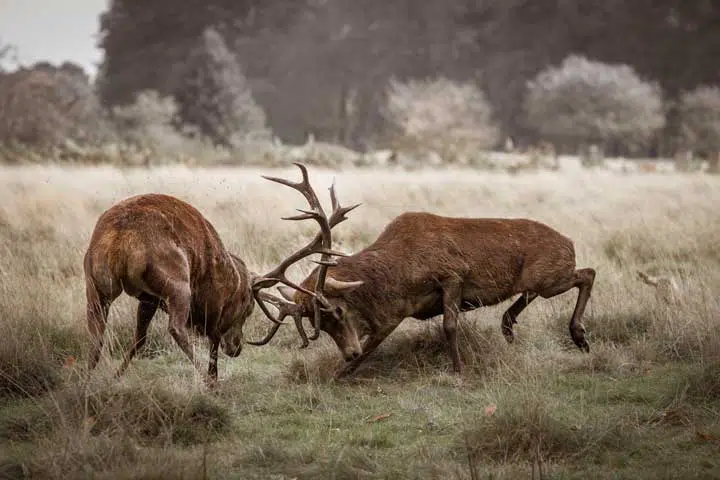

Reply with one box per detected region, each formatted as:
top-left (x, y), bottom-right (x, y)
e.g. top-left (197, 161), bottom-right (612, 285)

top-left (251, 163), bottom-right (360, 343)
top-left (245, 291), bottom-right (309, 347)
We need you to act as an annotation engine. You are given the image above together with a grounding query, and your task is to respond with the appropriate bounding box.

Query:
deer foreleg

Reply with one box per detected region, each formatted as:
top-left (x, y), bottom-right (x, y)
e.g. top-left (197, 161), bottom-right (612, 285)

top-left (442, 281), bottom-right (464, 373)
top-left (207, 337), bottom-right (220, 387)
top-left (501, 292), bottom-right (538, 343)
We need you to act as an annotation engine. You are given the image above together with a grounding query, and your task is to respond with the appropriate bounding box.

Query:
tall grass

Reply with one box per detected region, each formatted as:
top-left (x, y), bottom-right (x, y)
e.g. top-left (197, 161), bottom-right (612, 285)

top-left (0, 164), bottom-right (718, 478)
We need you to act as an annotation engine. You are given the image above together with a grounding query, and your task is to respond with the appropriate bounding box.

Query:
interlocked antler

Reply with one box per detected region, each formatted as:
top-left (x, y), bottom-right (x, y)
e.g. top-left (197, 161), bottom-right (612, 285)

top-left (245, 291), bottom-right (309, 347)
top-left (250, 163), bottom-right (360, 343)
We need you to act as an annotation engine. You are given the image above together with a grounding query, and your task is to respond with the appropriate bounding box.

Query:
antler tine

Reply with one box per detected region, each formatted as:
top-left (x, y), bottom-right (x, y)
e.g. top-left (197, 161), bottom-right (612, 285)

top-left (328, 182), bottom-right (361, 226)
top-left (329, 179), bottom-right (340, 210)
top-left (262, 163), bottom-right (326, 217)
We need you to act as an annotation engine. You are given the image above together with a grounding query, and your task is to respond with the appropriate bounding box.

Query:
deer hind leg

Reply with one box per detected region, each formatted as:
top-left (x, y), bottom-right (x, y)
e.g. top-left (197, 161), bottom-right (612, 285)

top-left (501, 292), bottom-right (539, 343)
top-left (117, 293), bottom-right (159, 377)
top-left (442, 281), bottom-right (464, 373)
top-left (86, 277), bottom-right (120, 371)
top-left (537, 268), bottom-right (596, 352)
top-left (143, 258), bottom-right (203, 375)
top-left (164, 284), bottom-right (203, 373)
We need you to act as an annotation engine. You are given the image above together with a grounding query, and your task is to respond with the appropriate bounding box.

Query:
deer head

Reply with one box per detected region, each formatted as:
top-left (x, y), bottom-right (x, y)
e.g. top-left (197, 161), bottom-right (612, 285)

top-left (248, 163), bottom-right (365, 359)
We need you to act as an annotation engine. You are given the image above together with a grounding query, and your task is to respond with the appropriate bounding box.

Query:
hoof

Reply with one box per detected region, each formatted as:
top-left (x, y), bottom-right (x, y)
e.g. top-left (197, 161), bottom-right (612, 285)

top-left (570, 325), bottom-right (589, 353)
top-left (501, 324), bottom-right (515, 343)
top-left (204, 376), bottom-right (218, 390)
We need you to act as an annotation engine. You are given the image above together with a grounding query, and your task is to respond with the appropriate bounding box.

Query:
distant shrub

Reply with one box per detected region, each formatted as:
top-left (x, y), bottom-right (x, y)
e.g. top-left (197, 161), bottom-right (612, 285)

top-left (525, 55), bottom-right (665, 154)
top-left (111, 89), bottom-right (192, 153)
top-left (0, 62), bottom-right (111, 148)
top-left (677, 86), bottom-right (720, 155)
top-left (174, 27), bottom-right (270, 149)
top-left (383, 77), bottom-right (497, 162)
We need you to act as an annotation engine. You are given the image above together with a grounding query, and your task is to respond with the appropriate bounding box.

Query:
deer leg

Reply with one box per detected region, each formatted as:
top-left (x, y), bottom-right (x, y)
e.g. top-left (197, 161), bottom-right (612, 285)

top-left (207, 337), bottom-right (220, 387)
top-left (442, 282), bottom-right (464, 373)
top-left (86, 278), bottom-right (119, 371)
top-left (117, 294), bottom-right (158, 377)
top-left (165, 284), bottom-right (203, 373)
top-left (87, 299), bottom-right (110, 371)
top-left (335, 326), bottom-right (397, 379)
top-left (537, 268), bottom-right (595, 352)
top-left (142, 258), bottom-right (204, 375)
top-left (501, 292), bottom-right (539, 343)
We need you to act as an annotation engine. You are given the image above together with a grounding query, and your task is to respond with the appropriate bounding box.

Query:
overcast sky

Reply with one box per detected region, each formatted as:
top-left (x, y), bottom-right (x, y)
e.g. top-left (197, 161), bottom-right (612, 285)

top-left (0, 0), bottom-right (107, 75)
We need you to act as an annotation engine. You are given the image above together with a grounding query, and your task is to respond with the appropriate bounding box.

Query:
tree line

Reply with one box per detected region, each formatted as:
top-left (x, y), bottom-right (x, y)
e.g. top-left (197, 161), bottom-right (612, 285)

top-left (1, 1), bottom-right (719, 162)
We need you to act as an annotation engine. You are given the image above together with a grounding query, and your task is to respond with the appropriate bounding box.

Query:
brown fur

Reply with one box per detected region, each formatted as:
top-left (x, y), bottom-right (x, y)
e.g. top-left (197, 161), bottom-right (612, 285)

top-left (286, 212), bottom-right (596, 377)
top-left (84, 193), bottom-right (254, 384)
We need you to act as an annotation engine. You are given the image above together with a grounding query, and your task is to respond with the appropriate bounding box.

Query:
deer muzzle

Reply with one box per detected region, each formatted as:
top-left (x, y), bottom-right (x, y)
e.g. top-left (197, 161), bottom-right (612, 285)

top-left (342, 345), bottom-right (362, 362)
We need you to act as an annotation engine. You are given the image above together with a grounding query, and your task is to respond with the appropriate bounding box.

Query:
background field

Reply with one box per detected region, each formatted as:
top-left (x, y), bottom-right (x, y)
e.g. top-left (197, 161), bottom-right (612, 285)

top-left (0, 165), bottom-right (719, 479)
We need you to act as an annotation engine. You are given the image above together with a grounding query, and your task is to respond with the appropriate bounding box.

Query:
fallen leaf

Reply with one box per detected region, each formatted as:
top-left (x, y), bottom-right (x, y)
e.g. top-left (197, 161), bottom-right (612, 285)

top-left (484, 404), bottom-right (497, 417)
top-left (63, 355), bottom-right (77, 369)
top-left (83, 416), bottom-right (96, 434)
top-left (367, 413), bottom-right (393, 423)
top-left (695, 430), bottom-right (718, 442)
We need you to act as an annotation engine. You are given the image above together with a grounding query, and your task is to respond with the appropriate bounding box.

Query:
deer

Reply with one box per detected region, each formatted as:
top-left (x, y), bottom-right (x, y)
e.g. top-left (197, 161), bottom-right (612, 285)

top-left (250, 165), bottom-right (596, 378)
top-left (83, 193), bottom-right (280, 385)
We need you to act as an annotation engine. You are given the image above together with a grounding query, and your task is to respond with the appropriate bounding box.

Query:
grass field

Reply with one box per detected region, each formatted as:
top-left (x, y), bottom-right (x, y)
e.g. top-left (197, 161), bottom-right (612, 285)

top-left (0, 164), bottom-right (719, 479)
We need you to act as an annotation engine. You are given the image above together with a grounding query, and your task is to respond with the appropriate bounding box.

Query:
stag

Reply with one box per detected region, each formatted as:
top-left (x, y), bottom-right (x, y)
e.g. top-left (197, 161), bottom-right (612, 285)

top-left (252, 178), bottom-right (596, 377)
top-left (83, 193), bottom-right (270, 384)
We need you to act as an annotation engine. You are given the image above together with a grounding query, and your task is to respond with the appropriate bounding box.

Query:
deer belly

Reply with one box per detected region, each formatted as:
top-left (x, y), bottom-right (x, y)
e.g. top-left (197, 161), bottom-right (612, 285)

top-left (408, 292), bottom-right (443, 320)
top-left (461, 284), bottom-right (513, 308)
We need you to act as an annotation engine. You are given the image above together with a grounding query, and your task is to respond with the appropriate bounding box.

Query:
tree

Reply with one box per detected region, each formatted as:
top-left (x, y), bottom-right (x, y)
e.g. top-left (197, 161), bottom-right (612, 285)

top-left (0, 39), bottom-right (17, 73)
top-left (0, 62), bottom-right (108, 147)
top-left (383, 77), bottom-right (497, 159)
top-left (173, 27), bottom-right (268, 147)
top-left (525, 55), bottom-right (665, 154)
top-left (97, 0), bottom-right (301, 107)
top-left (677, 86), bottom-right (720, 155)
top-left (96, 0), bottom-right (720, 149)
top-left (112, 90), bottom-right (182, 150)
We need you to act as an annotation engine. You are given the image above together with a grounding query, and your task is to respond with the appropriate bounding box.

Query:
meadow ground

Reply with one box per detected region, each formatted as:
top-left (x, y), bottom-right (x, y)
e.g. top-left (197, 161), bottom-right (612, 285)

top-left (0, 164), bottom-right (719, 479)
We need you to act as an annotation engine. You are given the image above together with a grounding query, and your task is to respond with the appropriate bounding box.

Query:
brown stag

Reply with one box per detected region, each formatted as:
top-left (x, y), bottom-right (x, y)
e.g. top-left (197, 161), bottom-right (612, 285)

top-left (84, 193), bottom-right (268, 384)
top-left (251, 174), bottom-right (596, 377)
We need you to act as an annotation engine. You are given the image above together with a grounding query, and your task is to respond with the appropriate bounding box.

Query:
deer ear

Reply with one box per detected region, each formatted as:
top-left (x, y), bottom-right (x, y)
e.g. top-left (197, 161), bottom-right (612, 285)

top-left (324, 277), bottom-right (364, 296)
top-left (278, 285), bottom-right (297, 301)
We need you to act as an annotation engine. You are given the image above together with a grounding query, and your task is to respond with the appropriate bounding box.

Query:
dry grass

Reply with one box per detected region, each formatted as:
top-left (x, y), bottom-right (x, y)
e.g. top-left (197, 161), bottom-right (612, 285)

top-left (0, 164), bottom-right (719, 479)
